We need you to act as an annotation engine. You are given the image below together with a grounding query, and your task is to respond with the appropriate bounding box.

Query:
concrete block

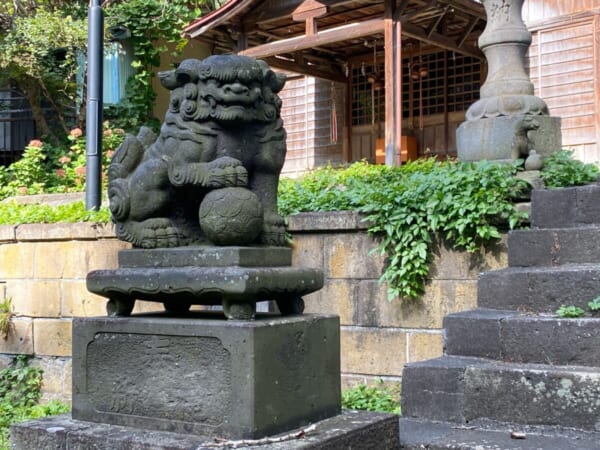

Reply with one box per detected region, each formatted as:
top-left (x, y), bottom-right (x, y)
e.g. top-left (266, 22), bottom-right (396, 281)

top-left (303, 279), bottom-right (356, 326)
top-left (478, 265), bottom-right (600, 312)
top-left (508, 227), bottom-right (600, 267)
top-left (33, 319), bottom-right (72, 356)
top-left (32, 357), bottom-right (71, 402)
top-left (531, 188), bottom-right (577, 228)
top-left (340, 327), bottom-right (407, 376)
top-left (325, 233), bottom-right (384, 279)
top-left (464, 363), bottom-right (600, 431)
top-left (11, 410), bottom-right (400, 450)
top-left (575, 184), bottom-right (600, 224)
top-left (356, 280), bottom-right (477, 329)
top-left (0, 243), bottom-right (35, 278)
top-left (16, 223), bottom-right (97, 241)
top-left (444, 309), bottom-right (510, 359)
top-left (0, 317), bottom-right (33, 354)
top-left (400, 417), bottom-right (600, 450)
top-left (407, 332), bottom-right (443, 363)
top-left (287, 211), bottom-right (370, 232)
top-left (9, 280), bottom-right (61, 317)
top-left (429, 237), bottom-right (507, 280)
top-left (72, 314), bottom-right (341, 439)
top-left (0, 225), bottom-right (16, 242)
top-left (291, 234), bottom-right (324, 271)
top-left (60, 280), bottom-right (107, 317)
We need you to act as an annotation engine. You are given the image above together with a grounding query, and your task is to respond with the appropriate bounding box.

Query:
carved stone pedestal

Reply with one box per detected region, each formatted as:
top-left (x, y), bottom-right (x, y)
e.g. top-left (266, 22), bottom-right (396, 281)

top-left (11, 314), bottom-right (400, 449)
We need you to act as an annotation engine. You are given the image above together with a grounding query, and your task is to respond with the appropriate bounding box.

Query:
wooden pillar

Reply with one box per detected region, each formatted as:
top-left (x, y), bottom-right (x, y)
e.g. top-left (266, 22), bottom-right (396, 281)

top-left (384, 0), bottom-right (402, 166)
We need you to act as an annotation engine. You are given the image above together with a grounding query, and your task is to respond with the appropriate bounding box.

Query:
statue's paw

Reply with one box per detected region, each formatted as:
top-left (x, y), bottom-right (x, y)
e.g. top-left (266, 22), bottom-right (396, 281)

top-left (259, 213), bottom-right (288, 246)
top-left (120, 219), bottom-right (181, 248)
top-left (205, 164), bottom-right (248, 188)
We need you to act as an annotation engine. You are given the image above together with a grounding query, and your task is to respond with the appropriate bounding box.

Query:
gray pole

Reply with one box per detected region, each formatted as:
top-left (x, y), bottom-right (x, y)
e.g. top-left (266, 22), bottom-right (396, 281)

top-left (85, 0), bottom-right (103, 210)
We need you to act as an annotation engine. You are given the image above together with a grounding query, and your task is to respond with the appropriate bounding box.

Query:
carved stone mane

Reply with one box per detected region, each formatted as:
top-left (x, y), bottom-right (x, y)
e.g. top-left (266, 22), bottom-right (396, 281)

top-left (107, 55), bottom-right (288, 249)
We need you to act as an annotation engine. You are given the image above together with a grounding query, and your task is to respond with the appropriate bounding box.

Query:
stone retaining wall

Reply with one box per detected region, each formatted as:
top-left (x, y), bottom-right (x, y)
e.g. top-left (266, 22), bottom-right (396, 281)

top-left (0, 212), bottom-right (507, 402)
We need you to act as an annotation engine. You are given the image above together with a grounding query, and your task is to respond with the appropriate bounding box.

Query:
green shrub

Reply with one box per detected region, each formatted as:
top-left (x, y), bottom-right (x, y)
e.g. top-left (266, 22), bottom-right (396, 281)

top-left (279, 159), bottom-right (527, 300)
top-left (0, 201), bottom-right (110, 225)
top-left (540, 150), bottom-right (599, 188)
top-left (0, 355), bottom-right (70, 449)
top-left (0, 122), bottom-right (124, 201)
top-left (341, 380), bottom-right (401, 415)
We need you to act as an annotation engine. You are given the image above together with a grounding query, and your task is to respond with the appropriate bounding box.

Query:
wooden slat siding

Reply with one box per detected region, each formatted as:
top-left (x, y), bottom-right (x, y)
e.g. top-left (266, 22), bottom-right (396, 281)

top-left (280, 76), bottom-right (310, 176)
top-left (523, 0), bottom-right (600, 23)
top-left (595, 15), bottom-right (600, 158)
top-left (529, 18), bottom-right (596, 157)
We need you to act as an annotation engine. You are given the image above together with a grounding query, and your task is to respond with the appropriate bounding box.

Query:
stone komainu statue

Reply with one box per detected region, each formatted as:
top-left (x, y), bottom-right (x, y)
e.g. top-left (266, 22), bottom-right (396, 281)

top-left (107, 55), bottom-right (287, 248)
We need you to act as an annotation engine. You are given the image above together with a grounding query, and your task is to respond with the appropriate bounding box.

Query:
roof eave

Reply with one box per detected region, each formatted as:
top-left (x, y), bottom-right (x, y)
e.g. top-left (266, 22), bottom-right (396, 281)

top-left (184, 0), bottom-right (254, 39)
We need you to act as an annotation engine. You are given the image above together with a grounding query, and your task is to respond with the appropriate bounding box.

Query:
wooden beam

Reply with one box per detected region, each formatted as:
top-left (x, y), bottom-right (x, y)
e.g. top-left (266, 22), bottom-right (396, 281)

top-left (457, 16), bottom-right (478, 48)
top-left (427, 5), bottom-right (450, 38)
top-left (262, 56), bottom-right (347, 82)
top-left (238, 18), bottom-right (385, 59)
top-left (243, 0), bottom-right (357, 28)
top-left (385, 0), bottom-right (403, 166)
top-left (401, 20), bottom-right (483, 59)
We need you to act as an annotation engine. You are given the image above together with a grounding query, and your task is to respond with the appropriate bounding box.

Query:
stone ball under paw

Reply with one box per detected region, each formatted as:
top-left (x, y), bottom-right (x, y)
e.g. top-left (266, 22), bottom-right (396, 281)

top-left (199, 187), bottom-right (264, 246)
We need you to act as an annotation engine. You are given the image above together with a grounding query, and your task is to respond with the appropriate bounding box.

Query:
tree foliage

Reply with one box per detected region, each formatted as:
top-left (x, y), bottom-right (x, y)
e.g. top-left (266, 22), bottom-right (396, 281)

top-left (0, 0), bottom-right (212, 140)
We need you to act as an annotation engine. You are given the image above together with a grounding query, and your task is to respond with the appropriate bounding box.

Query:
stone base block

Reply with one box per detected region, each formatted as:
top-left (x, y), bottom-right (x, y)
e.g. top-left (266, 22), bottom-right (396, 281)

top-left (72, 314), bottom-right (341, 439)
top-left (456, 115), bottom-right (561, 162)
top-left (11, 411), bottom-right (400, 449)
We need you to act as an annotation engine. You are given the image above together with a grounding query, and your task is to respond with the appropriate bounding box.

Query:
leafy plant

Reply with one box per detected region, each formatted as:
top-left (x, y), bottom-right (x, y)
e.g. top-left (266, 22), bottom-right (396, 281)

top-left (0, 355), bottom-right (70, 449)
top-left (104, 0), bottom-right (207, 130)
top-left (0, 298), bottom-right (14, 340)
top-left (342, 380), bottom-right (401, 415)
top-left (540, 150), bottom-right (599, 188)
top-left (555, 305), bottom-right (585, 318)
top-left (0, 201), bottom-right (110, 225)
top-left (587, 297), bottom-right (600, 316)
top-left (279, 159), bottom-right (527, 300)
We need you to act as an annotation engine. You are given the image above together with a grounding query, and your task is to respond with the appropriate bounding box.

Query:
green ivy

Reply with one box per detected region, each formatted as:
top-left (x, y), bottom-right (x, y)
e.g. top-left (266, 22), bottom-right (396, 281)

top-left (540, 150), bottom-right (599, 188)
top-left (279, 160), bottom-right (527, 300)
top-left (0, 355), bottom-right (70, 449)
top-left (104, 0), bottom-right (208, 130)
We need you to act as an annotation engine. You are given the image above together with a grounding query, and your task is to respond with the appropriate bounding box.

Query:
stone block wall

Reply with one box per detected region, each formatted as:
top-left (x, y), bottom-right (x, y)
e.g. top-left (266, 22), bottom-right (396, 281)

top-left (0, 212), bottom-right (507, 402)
top-left (287, 211), bottom-right (508, 388)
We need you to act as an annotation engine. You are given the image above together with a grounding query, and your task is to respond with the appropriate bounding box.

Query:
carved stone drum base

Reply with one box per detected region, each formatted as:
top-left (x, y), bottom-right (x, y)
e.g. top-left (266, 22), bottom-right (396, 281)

top-left (86, 247), bottom-right (323, 320)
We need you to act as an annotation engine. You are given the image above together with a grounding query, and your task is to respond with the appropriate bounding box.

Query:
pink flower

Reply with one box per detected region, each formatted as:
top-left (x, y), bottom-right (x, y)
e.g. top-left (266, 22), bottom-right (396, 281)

top-left (58, 156), bottom-right (71, 164)
top-left (28, 139), bottom-right (43, 148)
top-left (55, 169), bottom-right (66, 178)
top-left (105, 150), bottom-right (115, 159)
top-left (17, 186), bottom-right (28, 195)
top-left (75, 166), bottom-right (86, 176)
top-left (70, 128), bottom-right (83, 138)
top-left (103, 129), bottom-right (113, 137)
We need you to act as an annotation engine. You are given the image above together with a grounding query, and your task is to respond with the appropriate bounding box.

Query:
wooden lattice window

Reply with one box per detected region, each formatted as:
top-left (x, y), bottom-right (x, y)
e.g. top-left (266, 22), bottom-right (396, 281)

top-left (351, 51), bottom-right (482, 124)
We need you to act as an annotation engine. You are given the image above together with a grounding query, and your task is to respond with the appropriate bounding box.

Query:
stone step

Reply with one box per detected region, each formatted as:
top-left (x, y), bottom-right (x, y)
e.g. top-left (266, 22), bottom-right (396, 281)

top-left (508, 226), bottom-right (600, 267)
top-left (399, 418), bottom-right (600, 450)
top-left (443, 309), bottom-right (600, 366)
top-left (401, 356), bottom-right (600, 431)
top-left (477, 264), bottom-right (600, 312)
top-left (531, 184), bottom-right (600, 229)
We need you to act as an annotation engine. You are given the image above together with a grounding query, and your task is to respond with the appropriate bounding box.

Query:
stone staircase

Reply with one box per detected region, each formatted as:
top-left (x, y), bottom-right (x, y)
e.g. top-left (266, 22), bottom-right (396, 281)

top-left (399, 185), bottom-right (600, 449)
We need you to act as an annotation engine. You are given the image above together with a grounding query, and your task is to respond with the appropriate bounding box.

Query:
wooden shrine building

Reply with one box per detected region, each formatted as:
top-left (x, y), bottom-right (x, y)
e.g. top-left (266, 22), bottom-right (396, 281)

top-left (185, 1), bottom-right (600, 173)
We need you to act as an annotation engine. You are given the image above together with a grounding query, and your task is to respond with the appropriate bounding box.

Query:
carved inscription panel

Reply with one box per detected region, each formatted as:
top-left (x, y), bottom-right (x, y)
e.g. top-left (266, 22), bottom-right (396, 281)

top-left (86, 333), bottom-right (232, 426)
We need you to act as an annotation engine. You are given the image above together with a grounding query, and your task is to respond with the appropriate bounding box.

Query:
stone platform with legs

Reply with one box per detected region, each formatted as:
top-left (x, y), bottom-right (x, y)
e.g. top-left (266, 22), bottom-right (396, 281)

top-left (87, 246), bottom-right (323, 320)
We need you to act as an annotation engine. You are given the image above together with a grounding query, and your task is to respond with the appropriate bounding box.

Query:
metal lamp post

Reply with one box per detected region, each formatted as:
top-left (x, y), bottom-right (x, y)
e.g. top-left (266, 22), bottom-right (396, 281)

top-left (85, 0), bottom-right (103, 210)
